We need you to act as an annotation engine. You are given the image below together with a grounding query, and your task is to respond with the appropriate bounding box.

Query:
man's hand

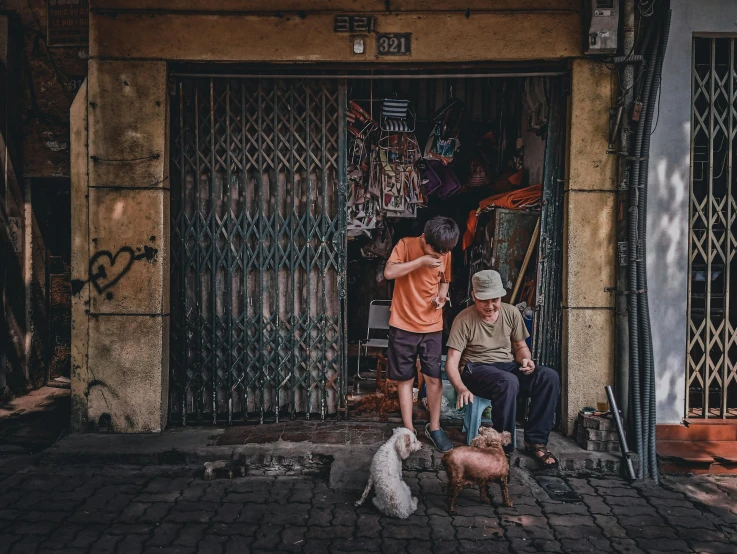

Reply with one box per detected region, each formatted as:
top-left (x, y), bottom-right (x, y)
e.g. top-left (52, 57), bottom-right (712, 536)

top-left (420, 255), bottom-right (443, 269)
top-left (456, 388), bottom-right (474, 409)
top-left (519, 358), bottom-right (536, 375)
top-left (433, 295), bottom-right (449, 309)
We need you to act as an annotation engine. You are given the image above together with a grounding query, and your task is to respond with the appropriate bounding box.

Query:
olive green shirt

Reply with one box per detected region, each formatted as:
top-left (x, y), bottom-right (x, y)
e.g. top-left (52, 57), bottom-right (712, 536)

top-left (446, 303), bottom-right (529, 370)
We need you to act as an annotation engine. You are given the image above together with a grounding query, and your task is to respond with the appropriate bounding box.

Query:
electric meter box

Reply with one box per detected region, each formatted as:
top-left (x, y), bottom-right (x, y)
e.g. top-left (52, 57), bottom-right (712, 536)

top-left (584, 0), bottom-right (619, 55)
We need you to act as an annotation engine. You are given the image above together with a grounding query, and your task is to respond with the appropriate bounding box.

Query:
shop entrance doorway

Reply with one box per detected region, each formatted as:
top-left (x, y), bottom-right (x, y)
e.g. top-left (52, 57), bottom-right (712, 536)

top-left (344, 76), bottom-right (566, 422)
top-left (168, 71), bottom-right (566, 426)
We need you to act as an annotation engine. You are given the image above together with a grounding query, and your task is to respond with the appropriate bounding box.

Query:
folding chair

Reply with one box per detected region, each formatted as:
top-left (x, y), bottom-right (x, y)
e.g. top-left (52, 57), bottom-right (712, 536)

top-left (356, 300), bottom-right (391, 380)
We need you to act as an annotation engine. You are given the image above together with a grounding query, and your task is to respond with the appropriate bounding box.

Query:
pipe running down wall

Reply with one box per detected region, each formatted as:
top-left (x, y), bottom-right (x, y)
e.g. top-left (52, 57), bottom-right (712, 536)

top-left (619, 0), bottom-right (671, 482)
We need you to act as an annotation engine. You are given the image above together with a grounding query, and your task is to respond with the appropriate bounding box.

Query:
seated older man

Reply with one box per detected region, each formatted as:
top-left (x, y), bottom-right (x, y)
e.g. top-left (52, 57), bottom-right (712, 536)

top-left (445, 270), bottom-right (560, 468)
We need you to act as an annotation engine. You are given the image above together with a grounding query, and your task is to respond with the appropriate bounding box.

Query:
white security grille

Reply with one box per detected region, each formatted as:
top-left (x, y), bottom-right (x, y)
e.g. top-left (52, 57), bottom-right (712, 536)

top-left (687, 37), bottom-right (737, 418)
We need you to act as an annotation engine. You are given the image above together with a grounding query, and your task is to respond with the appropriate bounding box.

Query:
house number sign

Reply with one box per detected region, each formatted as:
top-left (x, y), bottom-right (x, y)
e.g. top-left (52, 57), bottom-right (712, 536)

top-left (377, 33), bottom-right (411, 56)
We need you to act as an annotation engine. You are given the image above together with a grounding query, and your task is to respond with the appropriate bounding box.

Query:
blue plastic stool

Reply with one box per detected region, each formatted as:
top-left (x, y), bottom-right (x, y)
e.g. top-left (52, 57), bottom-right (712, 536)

top-left (462, 398), bottom-right (517, 448)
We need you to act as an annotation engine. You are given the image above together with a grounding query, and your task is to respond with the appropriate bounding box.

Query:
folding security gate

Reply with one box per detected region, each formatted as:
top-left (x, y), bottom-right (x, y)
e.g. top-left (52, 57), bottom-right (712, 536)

top-left (169, 77), bottom-right (347, 424)
top-left (687, 37), bottom-right (737, 418)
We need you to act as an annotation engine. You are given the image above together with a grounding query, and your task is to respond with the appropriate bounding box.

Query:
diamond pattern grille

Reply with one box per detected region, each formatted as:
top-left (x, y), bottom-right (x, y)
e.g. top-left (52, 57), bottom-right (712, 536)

top-left (688, 38), bottom-right (737, 418)
top-left (170, 78), bottom-right (347, 424)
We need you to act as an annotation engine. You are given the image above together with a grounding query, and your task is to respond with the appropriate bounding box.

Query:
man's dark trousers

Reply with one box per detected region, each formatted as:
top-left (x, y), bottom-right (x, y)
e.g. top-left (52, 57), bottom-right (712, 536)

top-left (461, 361), bottom-right (560, 451)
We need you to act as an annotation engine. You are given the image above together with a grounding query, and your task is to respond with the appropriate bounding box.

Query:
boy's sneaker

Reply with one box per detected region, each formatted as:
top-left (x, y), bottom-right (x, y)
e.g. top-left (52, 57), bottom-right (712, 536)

top-left (425, 423), bottom-right (454, 452)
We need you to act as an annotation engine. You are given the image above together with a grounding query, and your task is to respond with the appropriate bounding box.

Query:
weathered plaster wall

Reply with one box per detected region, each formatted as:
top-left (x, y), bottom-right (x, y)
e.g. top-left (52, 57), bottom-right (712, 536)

top-left (647, 0), bottom-right (737, 424)
top-left (89, 0), bottom-right (580, 62)
top-left (71, 60), bottom-right (169, 432)
top-left (561, 59), bottom-right (617, 434)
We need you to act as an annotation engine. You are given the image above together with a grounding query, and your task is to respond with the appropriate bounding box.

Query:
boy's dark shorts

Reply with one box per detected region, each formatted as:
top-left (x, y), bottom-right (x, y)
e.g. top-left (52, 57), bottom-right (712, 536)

top-left (387, 326), bottom-right (442, 382)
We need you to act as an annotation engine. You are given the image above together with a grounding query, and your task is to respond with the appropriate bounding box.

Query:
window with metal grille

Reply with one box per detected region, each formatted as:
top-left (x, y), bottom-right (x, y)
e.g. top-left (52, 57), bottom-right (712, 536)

top-left (688, 37), bottom-right (737, 418)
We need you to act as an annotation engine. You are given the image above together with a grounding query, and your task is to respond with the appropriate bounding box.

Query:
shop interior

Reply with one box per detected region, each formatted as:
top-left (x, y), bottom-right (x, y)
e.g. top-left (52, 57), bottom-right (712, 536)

top-left (344, 75), bottom-right (557, 421)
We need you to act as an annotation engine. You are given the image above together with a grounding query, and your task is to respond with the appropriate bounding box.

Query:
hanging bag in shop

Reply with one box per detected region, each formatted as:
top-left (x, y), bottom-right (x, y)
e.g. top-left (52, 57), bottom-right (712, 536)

top-left (419, 159), bottom-right (461, 199)
top-left (424, 97), bottom-right (465, 165)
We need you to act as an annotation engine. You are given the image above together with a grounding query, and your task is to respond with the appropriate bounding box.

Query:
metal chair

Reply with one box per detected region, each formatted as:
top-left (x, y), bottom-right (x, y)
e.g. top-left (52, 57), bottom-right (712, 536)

top-left (356, 300), bottom-right (391, 380)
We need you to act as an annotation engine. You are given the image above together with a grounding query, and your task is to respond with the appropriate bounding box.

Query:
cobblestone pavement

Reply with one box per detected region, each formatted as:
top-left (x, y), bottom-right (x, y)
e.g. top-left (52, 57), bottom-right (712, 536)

top-left (0, 462), bottom-right (736, 554)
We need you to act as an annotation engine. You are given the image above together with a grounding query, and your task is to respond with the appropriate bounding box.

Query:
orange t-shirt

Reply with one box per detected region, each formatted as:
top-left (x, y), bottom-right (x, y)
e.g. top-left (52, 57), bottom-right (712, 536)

top-left (387, 236), bottom-right (452, 334)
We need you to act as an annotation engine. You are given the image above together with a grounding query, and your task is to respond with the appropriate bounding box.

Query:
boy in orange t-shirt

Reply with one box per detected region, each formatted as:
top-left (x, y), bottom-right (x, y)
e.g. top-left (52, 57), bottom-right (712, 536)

top-left (383, 216), bottom-right (459, 452)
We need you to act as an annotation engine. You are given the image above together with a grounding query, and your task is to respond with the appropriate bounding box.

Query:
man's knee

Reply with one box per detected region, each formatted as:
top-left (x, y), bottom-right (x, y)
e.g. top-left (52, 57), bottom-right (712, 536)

top-left (495, 373), bottom-right (520, 395)
top-left (536, 366), bottom-right (560, 391)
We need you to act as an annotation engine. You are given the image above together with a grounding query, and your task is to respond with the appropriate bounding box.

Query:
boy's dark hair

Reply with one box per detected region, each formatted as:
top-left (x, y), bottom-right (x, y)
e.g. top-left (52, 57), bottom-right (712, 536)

top-left (423, 216), bottom-right (459, 254)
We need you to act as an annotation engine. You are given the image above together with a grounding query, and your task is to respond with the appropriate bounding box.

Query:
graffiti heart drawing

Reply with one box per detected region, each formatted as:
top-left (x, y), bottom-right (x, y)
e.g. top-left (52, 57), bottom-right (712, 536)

top-left (88, 247), bottom-right (136, 294)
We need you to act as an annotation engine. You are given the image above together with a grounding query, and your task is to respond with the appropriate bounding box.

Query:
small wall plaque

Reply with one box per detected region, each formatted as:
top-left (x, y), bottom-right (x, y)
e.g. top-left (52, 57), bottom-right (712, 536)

top-left (376, 33), bottom-right (411, 56)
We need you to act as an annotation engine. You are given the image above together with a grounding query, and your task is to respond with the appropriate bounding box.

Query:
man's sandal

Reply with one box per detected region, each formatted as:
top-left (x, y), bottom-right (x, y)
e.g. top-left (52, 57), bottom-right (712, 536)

top-left (524, 444), bottom-right (559, 470)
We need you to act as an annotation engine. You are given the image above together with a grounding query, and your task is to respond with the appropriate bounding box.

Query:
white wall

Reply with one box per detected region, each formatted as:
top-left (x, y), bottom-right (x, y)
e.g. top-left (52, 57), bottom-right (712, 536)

top-left (648, 0), bottom-right (737, 423)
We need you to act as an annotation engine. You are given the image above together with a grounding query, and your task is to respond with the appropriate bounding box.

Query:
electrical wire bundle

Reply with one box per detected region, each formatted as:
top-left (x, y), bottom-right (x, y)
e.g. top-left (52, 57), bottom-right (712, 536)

top-left (616, 0), bottom-right (671, 482)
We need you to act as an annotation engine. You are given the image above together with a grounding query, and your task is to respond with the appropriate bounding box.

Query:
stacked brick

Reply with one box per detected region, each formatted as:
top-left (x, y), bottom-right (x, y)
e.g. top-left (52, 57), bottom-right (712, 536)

top-left (574, 413), bottom-right (621, 453)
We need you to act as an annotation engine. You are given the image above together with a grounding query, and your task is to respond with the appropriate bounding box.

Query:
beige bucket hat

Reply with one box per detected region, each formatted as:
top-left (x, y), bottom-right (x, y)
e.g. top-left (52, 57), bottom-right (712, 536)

top-left (472, 270), bottom-right (506, 300)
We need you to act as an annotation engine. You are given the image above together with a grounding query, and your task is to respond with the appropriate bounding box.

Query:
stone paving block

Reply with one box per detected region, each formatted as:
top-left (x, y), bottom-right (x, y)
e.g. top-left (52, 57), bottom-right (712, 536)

top-left (540, 502), bottom-right (589, 515)
top-left (37, 524), bottom-right (84, 550)
top-left (140, 501), bottom-right (173, 522)
top-left (9, 536), bottom-right (46, 554)
top-left (116, 501), bottom-right (151, 523)
top-left (87, 534), bottom-right (122, 554)
top-left (24, 510), bottom-right (66, 523)
top-left (609, 504), bottom-right (659, 517)
top-left (166, 509), bottom-right (213, 524)
top-left (380, 538), bottom-right (408, 553)
top-left (690, 541), bottom-right (737, 554)
top-left (635, 537), bottom-right (690, 551)
top-left (210, 523), bottom-right (258, 537)
top-left (147, 522), bottom-right (181, 546)
top-left (609, 537), bottom-right (645, 554)
top-left (532, 539), bottom-right (563, 552)
top-left (67, 525), bottom-right (105, 549)
top-left (627, 524), bottom-right (682, 541)
top-left (197, 534), bottom-right (227, 554)
top-left (139, 540), bottom-right (186, 554)
top-left (307, 525), bottom-right (353, 539)
top-left (212, 503), bottom-right (240, 523)
top-left (406, 540), bottom-right (433, 554)
top-left (12, 521), bottom-right (58, 535)
top-left (136, 492), bottom-right (182, 503)
top-left (583, 497), bottom-right (612, 514)
top-left (381, 524), bottom-right (428, 540)
top-left (356, 514), bottom-right (382, 538)
top-left (107, 522), bottom-right (156, 535)
top-left (174, 523), bottom-right (208, 547)
top-left (306, 506), bottom-right (332, 527)
top-left (0, 535), bottom-right (20, 554)
top-left (268, 511), bottom-right (309, 526)
top-left (331, 537), bottom-right (382, 552)
top-left (333, 502), bottom-right (360, 526)
top-left (117, 534), bottom-right (148, 552)
top-left (223, 536), bottom-right (254, 554)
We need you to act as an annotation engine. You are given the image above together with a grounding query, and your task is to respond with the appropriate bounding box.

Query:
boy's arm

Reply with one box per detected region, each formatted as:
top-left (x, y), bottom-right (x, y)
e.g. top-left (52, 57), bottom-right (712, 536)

top-left (384, 256), bottom-right (440, 280)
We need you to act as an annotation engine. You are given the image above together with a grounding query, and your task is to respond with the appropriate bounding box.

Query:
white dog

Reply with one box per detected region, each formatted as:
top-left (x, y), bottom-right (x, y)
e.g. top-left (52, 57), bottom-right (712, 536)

top-left (355, 427), bottom-right (422, 519)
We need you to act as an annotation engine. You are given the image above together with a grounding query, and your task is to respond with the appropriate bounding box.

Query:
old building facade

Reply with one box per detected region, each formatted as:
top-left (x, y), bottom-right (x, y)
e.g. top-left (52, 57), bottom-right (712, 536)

top-left (65, 0), bottom-right (619, 435)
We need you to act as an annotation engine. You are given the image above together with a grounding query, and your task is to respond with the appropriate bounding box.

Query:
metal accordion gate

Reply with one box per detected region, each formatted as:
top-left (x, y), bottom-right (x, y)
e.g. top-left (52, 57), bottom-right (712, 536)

top-left (169, 76), bottom-right (347, 425)
top-left (687, 37), bottom-right (737, 418)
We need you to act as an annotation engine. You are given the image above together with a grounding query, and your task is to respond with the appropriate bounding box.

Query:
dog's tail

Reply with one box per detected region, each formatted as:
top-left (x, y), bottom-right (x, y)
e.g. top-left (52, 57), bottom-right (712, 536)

top-left (354, 475), bottom-right (373, 507)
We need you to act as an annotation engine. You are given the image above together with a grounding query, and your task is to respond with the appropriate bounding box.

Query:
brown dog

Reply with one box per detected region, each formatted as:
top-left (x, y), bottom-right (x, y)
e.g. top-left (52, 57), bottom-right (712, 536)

top-left (441, 427), bottom-right (513, 513)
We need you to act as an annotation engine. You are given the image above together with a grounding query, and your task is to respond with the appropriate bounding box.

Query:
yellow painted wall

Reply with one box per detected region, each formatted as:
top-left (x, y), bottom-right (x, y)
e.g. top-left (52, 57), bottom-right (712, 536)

top-left (561, 59), bottom-right (617, 434)
top-left (89, 1), bottom-right (581, 62)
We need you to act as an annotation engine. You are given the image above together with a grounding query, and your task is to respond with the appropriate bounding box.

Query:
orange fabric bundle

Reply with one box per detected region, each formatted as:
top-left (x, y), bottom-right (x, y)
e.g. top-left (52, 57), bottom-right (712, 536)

top-left (462, 184), bottom-right (543, 250)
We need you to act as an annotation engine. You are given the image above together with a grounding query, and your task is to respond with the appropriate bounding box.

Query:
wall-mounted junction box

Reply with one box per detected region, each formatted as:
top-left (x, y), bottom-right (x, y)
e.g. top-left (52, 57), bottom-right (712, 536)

top-left (584, 0), bottom-right (619, 55)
